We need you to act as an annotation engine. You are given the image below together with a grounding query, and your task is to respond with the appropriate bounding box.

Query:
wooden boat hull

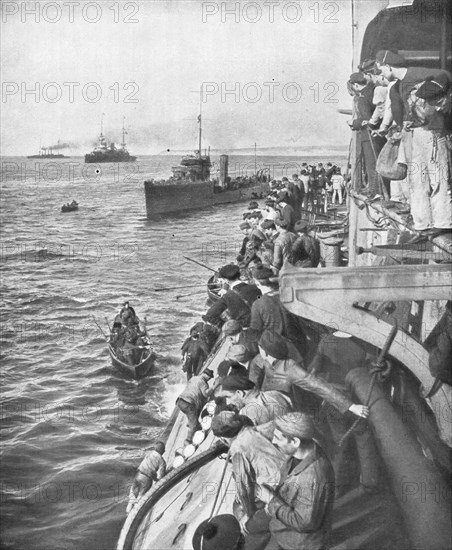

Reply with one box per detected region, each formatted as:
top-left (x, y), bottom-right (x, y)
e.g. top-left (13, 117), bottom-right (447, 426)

top-left (144, 180), bottom-right (269, 218)
top-left (61, 206), bottom-right (78, 212)
top-left (117, 336), bottom-right (236, 549)
top-left (206, 274), bottom-right (220, 304)
top-left (109, 345), bottom-right (155, 380)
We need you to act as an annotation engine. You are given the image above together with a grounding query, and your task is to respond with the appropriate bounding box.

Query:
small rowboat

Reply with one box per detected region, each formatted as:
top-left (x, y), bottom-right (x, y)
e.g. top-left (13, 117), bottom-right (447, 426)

top-left (108, 339), bottom-right (155, 380)
top-left (61, 202), bottom-right (79, 212)
top-left (104, 308), bottom-right (156, 380)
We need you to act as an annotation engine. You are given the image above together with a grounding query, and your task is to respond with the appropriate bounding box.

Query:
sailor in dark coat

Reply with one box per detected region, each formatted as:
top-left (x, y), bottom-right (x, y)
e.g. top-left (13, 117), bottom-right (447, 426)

top-left (203, 264), bottom-right (261, 328)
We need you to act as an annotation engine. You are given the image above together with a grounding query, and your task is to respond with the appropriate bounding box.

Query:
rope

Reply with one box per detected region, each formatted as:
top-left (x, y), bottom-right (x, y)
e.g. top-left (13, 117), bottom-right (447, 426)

top-left (339, 322), bottom-right (398, 447)
top-left (208, 448), bottom-right (231, 520)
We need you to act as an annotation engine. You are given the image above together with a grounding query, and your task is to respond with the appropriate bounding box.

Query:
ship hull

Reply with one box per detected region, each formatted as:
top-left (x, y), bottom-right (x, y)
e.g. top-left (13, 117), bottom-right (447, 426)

top-left (144, 180), bottom-right (269, 218)
top-left (27, 154), bottom-right (68, 159)
top-left (85, 154), bottom-right (136, 163)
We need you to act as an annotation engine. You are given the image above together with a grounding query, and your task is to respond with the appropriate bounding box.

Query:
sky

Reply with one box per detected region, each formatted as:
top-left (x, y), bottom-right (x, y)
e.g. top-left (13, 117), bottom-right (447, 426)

top-left (1, 0), bottom-right (377, 156)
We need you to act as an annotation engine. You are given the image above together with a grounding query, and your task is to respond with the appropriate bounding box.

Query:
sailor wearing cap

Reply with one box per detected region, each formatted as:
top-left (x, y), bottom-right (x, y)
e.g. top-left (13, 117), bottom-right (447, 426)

top-left (214, 376), bottom-right (293, 426)
top-left (192, 514), bottom-right (244, 550)
top-left (292, 220), bottom-right (320, 268)
top-left (203, 264), bottom-right (261, 328)
top-left (258, 413), bottom-right (335, 550)
top-left (210, 410), bottom-right (286, 543)
top-left (271, 218), bottom-right (297, 273)
top-left (404, 71), bottom-right (452, 236)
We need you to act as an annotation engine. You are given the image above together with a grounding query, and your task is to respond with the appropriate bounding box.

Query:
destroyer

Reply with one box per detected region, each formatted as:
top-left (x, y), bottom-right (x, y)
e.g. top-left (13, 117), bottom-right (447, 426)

top-left (144, 113), bottom-right (268, 218)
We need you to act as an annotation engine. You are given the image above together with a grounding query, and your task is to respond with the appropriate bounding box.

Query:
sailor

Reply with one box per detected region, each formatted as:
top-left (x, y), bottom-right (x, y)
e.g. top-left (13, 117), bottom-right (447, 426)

top-left (256, 331), bottom-right (369, 422)
top-left (405, 73), bottom-right (452, 237)
top-left (263, 200), bottom-right (279, 222)
top-left (276, 194), bottom-right (297, 231)
top-left (222, 320), bottom-right (260, 361)
top-left (131, 441), bottom-right (166, 501)
top-left (214, 376), bottom-right (293, 426)
top-left (428, 301), bottom-right (452, 386)
top-left (271, 218), bottom-right (297, 274)
top-left (244, 265), bottom-right (306, 362)
top-left (211, 411), bottom-right (286, 547)
top-left (292, 220), bottom-right (320, 268)
top-left (258, 413), bottom-right (335, 550)
top-left (203, 264), bottom-right (261, 328)
top-left (192, 514), bottom-right (244, 550)
top-left (308, 330), bottom-right (379, 492)
top-left (120, 301), bottom-right (138, 327)
top-left (348, 71), bottom-right (381, 197)
top-left (176, 368), bottom-right (214, 445)
top-left (375, 49), bottom-right (450, 130)
top-left (181, 323), bottom-right (210, 380)
top-left (237, 221), bottom-right (252, 262)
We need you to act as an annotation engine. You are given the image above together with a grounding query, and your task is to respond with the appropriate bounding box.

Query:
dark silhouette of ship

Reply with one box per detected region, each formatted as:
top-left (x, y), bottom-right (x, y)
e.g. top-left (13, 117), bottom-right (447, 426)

top-left (85, 116), bottom-right (136, 163)
top-left (144, 111), bottom-right (268, 218)
top-left (27, 140), bottom-right (69, 158)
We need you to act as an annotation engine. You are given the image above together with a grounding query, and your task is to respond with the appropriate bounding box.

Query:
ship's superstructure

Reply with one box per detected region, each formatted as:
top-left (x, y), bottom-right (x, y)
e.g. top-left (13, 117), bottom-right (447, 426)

top-left (85, 115), bottom-right (136, 163)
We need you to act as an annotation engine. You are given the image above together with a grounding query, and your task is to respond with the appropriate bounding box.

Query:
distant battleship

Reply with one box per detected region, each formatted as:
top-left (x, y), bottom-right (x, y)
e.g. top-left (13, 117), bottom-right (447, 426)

top-left (27, 141), bottom-right (69, 159)
top-left (85, 116), bottom-right (136, 163)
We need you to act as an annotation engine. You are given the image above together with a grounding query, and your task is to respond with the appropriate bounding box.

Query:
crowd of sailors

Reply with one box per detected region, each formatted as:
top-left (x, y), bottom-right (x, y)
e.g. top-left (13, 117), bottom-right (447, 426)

top-left (126, 48), bottom-right (452, 550)
top-left (348, 49), bottom-right (452, 242)
top-left (127, 181), bottom-right (379, 549)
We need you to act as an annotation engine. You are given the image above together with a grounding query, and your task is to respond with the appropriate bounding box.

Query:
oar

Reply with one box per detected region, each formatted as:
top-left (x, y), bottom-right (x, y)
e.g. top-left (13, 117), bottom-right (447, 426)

top-left (105, 317), bottom-right (112, 332)
top-left (153, 284), bottom-right (204, 292)
top-left (92, 317), bottom-right (108, 340)
top-left (183, 256), bottom-right (217, 273)
top-left (176, 289), bottom-right (206, 300)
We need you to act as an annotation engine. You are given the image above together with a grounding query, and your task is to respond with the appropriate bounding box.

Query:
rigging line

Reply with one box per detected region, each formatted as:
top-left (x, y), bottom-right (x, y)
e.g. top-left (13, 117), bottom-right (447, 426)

top-left (208, 449), bottom-right (231, 521)
top-left (351, 0), bottom-right (356, 71)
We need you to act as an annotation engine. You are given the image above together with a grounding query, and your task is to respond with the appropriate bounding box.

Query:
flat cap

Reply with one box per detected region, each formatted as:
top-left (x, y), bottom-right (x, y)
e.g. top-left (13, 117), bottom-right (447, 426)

top-left (375, 49), bottom-right (406, 67)
top-left (416, 73), bottom-right (450, 102)
top-left (275, 413), bottom-right (316, 441)
top-left (192, 514), bottom-right (242, 550)
top-left (258, 331), bottom-right (288, 360)
top-left (251, 228), bottom-right (266, 242)
top-left (218, 264), bottom-right (240, 280)
top-left (226, 344), bottom-right (250, 363)
top-left (275, 217), bottom-right (290, 228)
top-left (239, 221), bottom-right (251, 230)
top-left (349, 72), bottom-right (367, 85)
top-left (217, 360), bottom-right (249, 379)
top-left (248, 201), bottom-right (259, 210)
top-left (294, 220), bottom-right (309, 232)
top-left (261, 219), bottom-right (276, 230)
top-left (358, 58), bottom-right (376, 72)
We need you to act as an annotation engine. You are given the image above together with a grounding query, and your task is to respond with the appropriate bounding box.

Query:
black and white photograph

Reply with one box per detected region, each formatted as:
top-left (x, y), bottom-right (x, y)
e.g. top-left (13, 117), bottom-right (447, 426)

top-left (1, 1), bottom-right (451, 549)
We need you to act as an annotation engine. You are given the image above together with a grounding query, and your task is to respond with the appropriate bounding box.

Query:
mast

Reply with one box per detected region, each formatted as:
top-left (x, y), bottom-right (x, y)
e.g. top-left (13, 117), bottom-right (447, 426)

top-left (122, 116), bottom-right (126, 149)
top-left (198, 85), bottom-right (202, 156)
top-left (254, 142), bottom-right (257, 174)
top-left (100, 113), bottom-right (104, 136)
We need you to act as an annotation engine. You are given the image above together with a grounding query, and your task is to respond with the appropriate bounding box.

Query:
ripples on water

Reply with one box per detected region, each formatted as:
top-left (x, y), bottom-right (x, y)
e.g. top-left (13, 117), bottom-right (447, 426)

top-left (0, 154), bottom-right (345, 550)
